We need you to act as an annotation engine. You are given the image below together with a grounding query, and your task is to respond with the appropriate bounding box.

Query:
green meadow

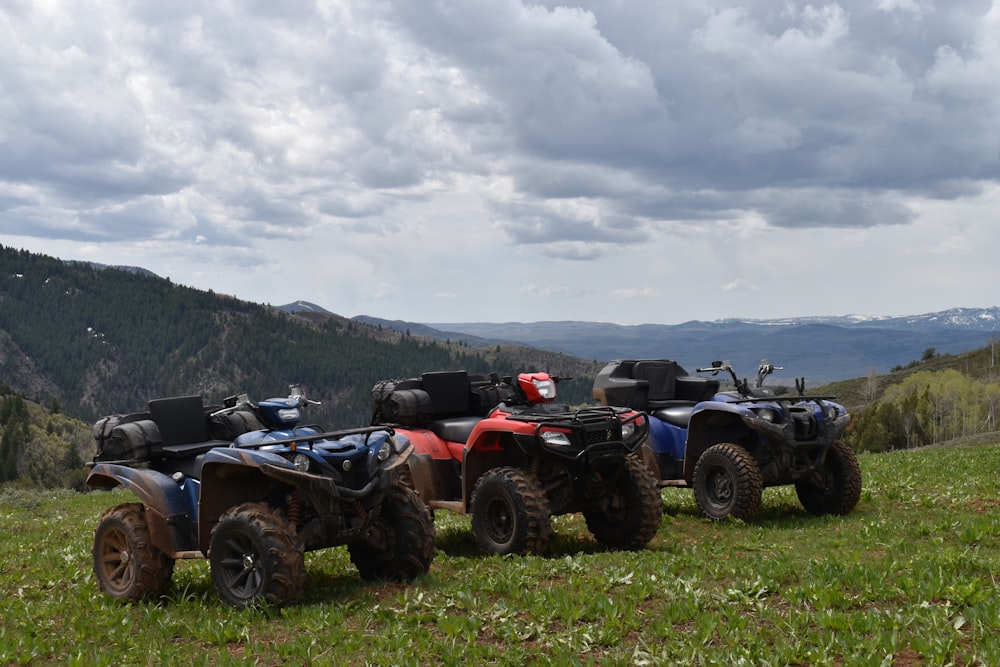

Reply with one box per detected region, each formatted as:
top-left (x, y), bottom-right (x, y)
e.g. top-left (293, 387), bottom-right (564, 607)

top-left (3, 437), bottom-right (999, 666)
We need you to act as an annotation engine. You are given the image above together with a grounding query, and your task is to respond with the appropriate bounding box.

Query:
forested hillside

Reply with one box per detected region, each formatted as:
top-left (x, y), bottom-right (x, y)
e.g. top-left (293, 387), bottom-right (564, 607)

top-left (818, 343), bottom-right (1000, 453)
top-left (0, 386), bottom-right (91, 488)
top-left (0, 245), bottom-right (599, 433)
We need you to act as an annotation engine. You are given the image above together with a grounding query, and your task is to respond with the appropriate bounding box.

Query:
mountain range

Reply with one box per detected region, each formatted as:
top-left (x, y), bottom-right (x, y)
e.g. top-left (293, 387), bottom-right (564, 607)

top-left (351, 308), bottom-right (999, 384)
top-left (2, 243), bottom-right (994, 427)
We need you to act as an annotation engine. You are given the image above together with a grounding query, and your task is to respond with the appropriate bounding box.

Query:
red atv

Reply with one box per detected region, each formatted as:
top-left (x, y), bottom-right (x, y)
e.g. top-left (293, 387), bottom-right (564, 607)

top-left (370, 370), bottom-right (662, 556)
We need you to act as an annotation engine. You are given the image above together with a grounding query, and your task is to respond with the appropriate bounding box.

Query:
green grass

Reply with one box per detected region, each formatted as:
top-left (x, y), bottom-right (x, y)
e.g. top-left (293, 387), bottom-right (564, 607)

top-left (3, 439), bottom-right (1000, 665)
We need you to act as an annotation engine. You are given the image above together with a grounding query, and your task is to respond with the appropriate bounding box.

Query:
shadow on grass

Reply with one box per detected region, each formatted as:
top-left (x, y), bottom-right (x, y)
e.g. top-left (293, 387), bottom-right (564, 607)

top-left (148, 555), bottom-right (388, 609)
top-left (299, 570), bottom-right (375, 606)
top-left (661, 494), bottom-right (869, 532)
top-left (433, 516), bottom-right (640, 559)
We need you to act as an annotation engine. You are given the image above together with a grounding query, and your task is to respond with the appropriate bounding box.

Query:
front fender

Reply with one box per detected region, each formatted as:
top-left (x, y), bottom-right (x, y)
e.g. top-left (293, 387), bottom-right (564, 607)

top-left (461, 421), bottom-right (536, 503)
top-left (684, 402), bottom-right (756, 480)
top-left (198, 447), bottom-right (334, 552)
top-left (202, 446), bottom-right (295, 469)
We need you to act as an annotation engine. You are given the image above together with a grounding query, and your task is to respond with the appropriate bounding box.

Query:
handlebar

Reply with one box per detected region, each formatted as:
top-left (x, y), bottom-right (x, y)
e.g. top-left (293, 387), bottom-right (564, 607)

top-left (696, 359), bottom-right (789, 397)
top-left (211, 393), bottom-right (254, 417)
top-left (210, 390), bottom-right (322, 418)
top-left (696, 361), bottom-right (732, 374)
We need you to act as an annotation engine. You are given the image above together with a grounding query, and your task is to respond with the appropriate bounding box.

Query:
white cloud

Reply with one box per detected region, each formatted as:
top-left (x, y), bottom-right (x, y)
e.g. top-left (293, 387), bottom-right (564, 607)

top-left (0, 0), bottom-right (997, 324)
top-left (722, 278), bottom-right (759, 293)
top-left (611, 287), bottom-right (664, 299)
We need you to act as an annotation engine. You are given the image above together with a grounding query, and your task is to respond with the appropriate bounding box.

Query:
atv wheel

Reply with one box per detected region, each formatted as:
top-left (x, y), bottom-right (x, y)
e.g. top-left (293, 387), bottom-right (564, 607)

top-left (349, 485), bottom-right (435, 582)
top-left (470, 467), bottom-right (552, 556)
top-left (583, 455), bottom-right (662, 550)
top-left (93, 503), bottom-right (174, 601)
top-left (692, 443), bottom-right (763, 521)
top-left (795, 440), bottom-right (862, 516)
top-left (209, 502), bottom-right (304, 607)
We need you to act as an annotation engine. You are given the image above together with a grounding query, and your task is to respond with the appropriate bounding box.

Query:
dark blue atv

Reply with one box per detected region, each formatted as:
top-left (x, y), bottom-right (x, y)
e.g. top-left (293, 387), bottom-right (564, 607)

top-left (593, 359), bottom-right (861, 521)
top-left (87, 388), bottom-right (434, 607)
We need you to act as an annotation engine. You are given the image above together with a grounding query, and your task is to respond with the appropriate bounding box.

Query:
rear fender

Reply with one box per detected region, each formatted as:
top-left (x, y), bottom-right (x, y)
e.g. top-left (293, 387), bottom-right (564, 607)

top-left (398, 427), bottom-right (456, 460)
top-left (86, 463), bottom-right (199, 556)
top-left (647, 417), bottom-right (687, 460)
top-left (683, 404), bottom-right (755, 480)
top-left (87, 463), bottom-right (196, 517)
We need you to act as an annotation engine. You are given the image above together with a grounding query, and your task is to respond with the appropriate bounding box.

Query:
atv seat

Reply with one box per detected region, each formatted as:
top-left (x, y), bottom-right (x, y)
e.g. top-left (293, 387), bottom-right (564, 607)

top-left (429, 416), bottom-right (482, 445)
top-left (634, 361), bottom-right (720, 410)
top-left (149, 395), bottom-right (231, 458)
top-left (652, 406), bottom-right (696, 428)
top-left (594, 359), bottom-right (719, 411)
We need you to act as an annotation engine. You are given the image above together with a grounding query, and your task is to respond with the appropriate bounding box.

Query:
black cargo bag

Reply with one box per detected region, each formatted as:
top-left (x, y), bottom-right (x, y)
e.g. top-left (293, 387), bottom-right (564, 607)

top-left (371, 378), bottom-right (431, 425)
top-left (470, 381), bottom-right (520, 416)
top-left (96, 419), bottom-right (162, 462)
top-left (93, 412), bottom-right (150, 461)
top-left (210, 410), bottom-right (263, 440)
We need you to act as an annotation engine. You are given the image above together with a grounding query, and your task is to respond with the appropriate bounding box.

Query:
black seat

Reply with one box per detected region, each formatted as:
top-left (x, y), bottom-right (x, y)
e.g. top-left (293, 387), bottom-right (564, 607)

top-left (653, 406), bottom-right (696, 428)
top-left (429, 416), bottom-right (482, 444)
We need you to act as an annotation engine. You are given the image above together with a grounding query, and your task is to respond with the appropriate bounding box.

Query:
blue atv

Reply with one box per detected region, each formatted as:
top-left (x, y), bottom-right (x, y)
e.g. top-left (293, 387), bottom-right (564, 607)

top-left (593, 359), bottom-right (861, 521)
top-left (87, 387), bottom-right (434, 607)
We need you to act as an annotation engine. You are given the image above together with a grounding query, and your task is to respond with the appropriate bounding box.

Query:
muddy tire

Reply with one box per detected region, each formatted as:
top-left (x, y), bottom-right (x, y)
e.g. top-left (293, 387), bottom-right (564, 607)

top-left (583, 455), bottom-right (662, 550)
top-left (349, 485), bottom-right (435, 582)
top-left (93, 503), bottom-right (174, 601)
top-left (470, 467), bottom-right (552, 556)
top-left (693, 443), bottom-right (763, 521)
top-left (796, 440), bottom-right (863, 516)
top-left (208, 502), bottom-right (304, 607)
top-left (394, 462), bottom-right (416, 490)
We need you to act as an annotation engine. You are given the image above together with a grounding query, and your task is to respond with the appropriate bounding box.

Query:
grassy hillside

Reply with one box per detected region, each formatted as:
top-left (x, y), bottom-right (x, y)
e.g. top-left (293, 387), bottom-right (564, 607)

top-left (2, 438), bottom-right (999, 664)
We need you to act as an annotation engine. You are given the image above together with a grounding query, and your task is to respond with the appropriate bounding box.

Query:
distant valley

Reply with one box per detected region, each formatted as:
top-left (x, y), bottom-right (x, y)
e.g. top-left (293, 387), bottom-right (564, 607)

top-left (352, 308), bottom-right (999, 384)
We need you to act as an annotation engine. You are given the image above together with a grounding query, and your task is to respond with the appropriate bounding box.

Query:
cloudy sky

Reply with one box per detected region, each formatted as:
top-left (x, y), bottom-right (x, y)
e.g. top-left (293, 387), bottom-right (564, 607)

top-left (1, 1), bottom-right (997, 325)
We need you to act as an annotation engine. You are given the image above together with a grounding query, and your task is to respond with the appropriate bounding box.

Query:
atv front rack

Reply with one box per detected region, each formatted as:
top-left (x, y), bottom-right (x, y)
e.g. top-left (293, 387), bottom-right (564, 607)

top-left (508, 406), bottom-right (648, 461)
top-left (232, 425), bottom-right (395, 450)
top-left (505, 404), bottom-right (624, 424)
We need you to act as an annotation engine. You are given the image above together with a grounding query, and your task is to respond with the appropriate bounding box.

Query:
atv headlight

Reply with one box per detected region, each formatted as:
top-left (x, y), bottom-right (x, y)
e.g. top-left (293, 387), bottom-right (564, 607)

top-left (533, 378), bottom-right (557, 400)
top-left (292, 453), bottom-right (311, 472)
top-left (823, 405), bottom-right (838, 422)
top-left (753, 408), bottom-right (779, 423)
top-left (622, 422), bottom-right (635, 440)
top-left (376, 441), bottom-right (392, 463)
top-left (540, 430), bottom-right (572, 448)
top-left (278, 408), bottom-right (301, 422)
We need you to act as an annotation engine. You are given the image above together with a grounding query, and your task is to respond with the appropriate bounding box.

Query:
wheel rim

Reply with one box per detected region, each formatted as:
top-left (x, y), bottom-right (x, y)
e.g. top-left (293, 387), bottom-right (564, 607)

top-left (810, 468), bottom-right (833, 493)
top-left (365, 517), bottom-right (395, 556)
top-left (707, 466), bottom-right (734, 509)
top-left (483, 496), bottom-right (514, 545)
top-left (599, 485), bottom-right (627, 523)
top-left (96, 525), bottom-right (136, 595)
top-left (216, 531), bottom-right (264, 602)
